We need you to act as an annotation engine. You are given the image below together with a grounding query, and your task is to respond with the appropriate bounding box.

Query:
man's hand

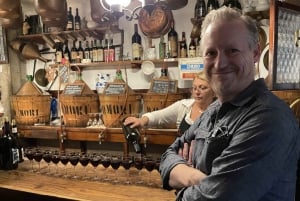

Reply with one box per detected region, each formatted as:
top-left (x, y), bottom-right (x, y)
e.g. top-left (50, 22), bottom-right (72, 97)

top-left (169, 163), bottom-right (207, 189)
top-left (178, 140), bottom-right (195, 166)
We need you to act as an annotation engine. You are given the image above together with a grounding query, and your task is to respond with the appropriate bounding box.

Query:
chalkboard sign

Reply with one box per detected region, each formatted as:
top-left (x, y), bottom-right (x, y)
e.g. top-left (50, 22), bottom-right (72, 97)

top-left (150, 79), bottom-right (177, 94)
top-left (104, 83), bottom-right (126, 95)
top-left (63, 83), bottom-right (84, 95)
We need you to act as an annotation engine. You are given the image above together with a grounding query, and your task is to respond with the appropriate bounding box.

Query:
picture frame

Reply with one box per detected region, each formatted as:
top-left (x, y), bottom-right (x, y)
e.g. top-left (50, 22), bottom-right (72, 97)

top-left (0, 25), bottom-right (8, 64)
top-left (268, 0), bottom-right (300, 90)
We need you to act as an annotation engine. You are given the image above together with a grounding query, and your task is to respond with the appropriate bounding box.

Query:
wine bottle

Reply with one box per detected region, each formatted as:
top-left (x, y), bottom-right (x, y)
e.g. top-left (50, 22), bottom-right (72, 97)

top-left (77, 41), bottom-right (84, 62)
top-left (70, 40), bottom-right (78, 63)
top-left (195, 0), bottom-right (206, 19)
top-left (121, 119), bottom-right (141, 153)
top-left (84, 41), bottom-right (90, 60)
top-left (1, 117), bottom-right (18, 170)
top-left (168, 21), bottom-right (178, 58)
top-left (66, 7), bottom-right (74, 31)
top-left (189, 38), bottom-right (196, 58)
top-left (74, 8), bottom-right (81, 30)
top-left (132, 24), bottom-right (142, 60)
top-left (91, 40), bottom-right (97, 62)
top-left (108, 39), bottom-right (115, 62)
top-left (63, 41), bottom-right (71, 62)
top-left (96, 40), bottom-right (104, 62)
top-left (179, 32), bottom-right (187, 58)
top-left (161, 64), bottom-right (168, 78)
top-left (195, 37), bottom-right (202, 57)
top-left (55, 42), bottom-right (63, 64)
top-left (159, 35), bottom-right (166, 59)
top-left (11, 119), bottom-right (24, 163)
top-left (207, 0), bottom-right (219, 13)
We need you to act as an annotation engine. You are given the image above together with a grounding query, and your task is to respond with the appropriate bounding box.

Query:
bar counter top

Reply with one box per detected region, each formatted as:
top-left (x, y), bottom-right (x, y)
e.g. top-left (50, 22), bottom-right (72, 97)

top-left (0, 160), bottom-right (175, 201)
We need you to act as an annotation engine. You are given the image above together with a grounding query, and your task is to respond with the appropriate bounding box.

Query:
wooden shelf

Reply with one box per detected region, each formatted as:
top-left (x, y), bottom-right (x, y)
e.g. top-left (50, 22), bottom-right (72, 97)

top-left (49, 59), bottom-right (179, 70)
top-left (17, 26), bottom-right (122, 45)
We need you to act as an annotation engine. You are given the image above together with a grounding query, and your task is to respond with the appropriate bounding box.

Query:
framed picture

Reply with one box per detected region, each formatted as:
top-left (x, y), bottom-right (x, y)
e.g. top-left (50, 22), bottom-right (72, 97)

top-left (0, 25), bottom-right (8, 64)
top-left (268, 0), bottom-right (300, 90)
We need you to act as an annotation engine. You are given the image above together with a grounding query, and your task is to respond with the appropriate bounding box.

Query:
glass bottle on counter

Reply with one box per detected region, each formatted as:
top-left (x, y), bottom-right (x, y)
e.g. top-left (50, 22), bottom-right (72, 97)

top-left (92, 40), bottom-right (98, 62)
top-left (179, 32), bottom-right (187, 58)
top-left (74, 8), bottom-right (81, 30)
top-left (132, 23), bottom-right (142, 60)
top-left (0, 117), bottom-right (19, 170)
top-left (11, 119), bottom-right (24, 163)
top-left (168, 21), bottom-right (178, 58)
top-left (66, 7), bottom-right (74, 31)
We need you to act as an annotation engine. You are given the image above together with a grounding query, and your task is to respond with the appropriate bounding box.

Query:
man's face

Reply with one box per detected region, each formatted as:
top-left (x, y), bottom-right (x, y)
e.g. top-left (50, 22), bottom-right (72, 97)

top-left (202, 19), bottom-right (260, 102)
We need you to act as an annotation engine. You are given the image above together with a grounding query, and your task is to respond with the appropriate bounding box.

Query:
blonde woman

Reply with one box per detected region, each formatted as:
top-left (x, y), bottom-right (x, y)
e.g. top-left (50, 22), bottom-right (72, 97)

top-left (124, 71), bottom-right (216, 136)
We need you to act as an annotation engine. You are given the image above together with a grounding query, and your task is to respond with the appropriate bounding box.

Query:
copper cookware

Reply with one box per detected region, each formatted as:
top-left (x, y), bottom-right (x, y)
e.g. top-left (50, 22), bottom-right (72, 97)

top-left (138, 2), bottom-right (173, 38)
top-left (0, 0), bottom-right (20, 11)
top-left (34, 0), bottom-right (67, 18)
top-left (20, 42), bottom-right (48, 62)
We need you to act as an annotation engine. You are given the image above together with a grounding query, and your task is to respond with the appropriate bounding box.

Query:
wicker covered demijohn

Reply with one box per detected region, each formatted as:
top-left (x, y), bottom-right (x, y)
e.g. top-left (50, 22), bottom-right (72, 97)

top-left (99, 69), bottom-right (141, 128)
top-left (11, 75), bottom-right (51, 125)
top-left (60, 79), bottom-right (99, 127)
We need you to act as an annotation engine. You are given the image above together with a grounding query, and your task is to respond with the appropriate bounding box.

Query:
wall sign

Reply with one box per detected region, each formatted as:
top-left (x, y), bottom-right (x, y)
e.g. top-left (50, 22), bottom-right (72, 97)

top-left (150, 79), bottom-right (177, 94)
top-left (178, 57), bottom-right (204, 80)
top-left (63, 83), bottom-right (84, 95)
top-left (105, 83), bottom-right (126, 95)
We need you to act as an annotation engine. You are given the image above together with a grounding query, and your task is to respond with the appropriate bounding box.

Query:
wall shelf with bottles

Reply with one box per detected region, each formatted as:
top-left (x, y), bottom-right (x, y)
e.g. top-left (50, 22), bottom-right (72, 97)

top-left (17, 25), bottom-right (122, 46)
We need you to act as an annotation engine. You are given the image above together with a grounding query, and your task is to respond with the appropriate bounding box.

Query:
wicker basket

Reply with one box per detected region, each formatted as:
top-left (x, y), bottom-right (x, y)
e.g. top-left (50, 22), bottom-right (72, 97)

top-left (11, 80), bottom-right (51, 125)
top-left (60, 80), bottom-right (99, 127)
top-left (142, 93), bottom-right (186, 113)
top-left (99, 93), bottom-right (142, 127)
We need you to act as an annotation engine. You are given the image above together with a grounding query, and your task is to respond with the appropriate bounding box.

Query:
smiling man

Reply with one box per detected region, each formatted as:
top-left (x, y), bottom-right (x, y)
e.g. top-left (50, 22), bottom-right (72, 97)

top-left (159, 6), bottom-right (300, 201)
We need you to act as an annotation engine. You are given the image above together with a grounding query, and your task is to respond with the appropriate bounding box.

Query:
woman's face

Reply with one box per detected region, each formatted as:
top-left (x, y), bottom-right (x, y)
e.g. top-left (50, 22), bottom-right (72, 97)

top-left (191, 77), bottom-right (215, 106)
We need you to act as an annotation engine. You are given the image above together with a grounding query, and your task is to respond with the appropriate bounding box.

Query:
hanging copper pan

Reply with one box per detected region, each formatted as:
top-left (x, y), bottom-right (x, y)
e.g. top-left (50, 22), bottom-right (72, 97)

top-left (0, 0), bottom-right (20, 11)
top-left (20, 42), bottom-right (48, 62)
top-left (33, 0), bottom-right (67, 18)
top-left (138, 2), bottom-right (173, 38)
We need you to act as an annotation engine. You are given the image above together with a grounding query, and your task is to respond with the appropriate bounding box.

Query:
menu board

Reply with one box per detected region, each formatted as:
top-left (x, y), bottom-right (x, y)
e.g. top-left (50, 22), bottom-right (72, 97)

top-left (63, 83), bottom-right (84, 95)
top-left (105, 83), bottom-right (126, 95)
top-left (150, 79), bottom-right (177, 94)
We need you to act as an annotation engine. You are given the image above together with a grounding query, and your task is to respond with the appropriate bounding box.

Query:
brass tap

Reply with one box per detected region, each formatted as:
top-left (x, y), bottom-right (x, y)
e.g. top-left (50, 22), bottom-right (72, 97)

top-left (98, 131), bottom-right (105, 145)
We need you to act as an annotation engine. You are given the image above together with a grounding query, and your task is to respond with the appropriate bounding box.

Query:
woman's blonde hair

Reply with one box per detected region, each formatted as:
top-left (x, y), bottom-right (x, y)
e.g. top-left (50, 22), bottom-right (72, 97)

top-left (194, 71), bottom-right (208, 82)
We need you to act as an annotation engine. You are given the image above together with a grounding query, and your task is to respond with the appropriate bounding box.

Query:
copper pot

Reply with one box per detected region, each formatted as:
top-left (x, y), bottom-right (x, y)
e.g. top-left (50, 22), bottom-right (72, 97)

top-left (138, 2), bottom-right (173, 38)
top-left (0, 0), bottom-right (20, 11)
top-left (34, 0), bottom-right (67, 18)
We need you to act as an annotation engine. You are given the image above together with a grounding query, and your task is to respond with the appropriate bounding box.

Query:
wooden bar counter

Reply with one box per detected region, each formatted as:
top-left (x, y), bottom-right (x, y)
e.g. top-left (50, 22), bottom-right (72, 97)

top-left (0, 159), bottom-right (175, 201)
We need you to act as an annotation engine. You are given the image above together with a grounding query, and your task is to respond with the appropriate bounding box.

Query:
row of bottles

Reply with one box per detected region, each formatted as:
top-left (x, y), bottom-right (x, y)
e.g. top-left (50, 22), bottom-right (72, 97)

top-left (167, 25), bottom-right (202, 58)
top-left (66, 7), bottom-right (81, 31)
top-left (0, 117), bottom-right (24, 170)
top-left (132, 22), bottom-right (202, 60)
top-left (55, 39), bottom-right (119, 64)
top-left (194, 0), bottom-right (241, 19)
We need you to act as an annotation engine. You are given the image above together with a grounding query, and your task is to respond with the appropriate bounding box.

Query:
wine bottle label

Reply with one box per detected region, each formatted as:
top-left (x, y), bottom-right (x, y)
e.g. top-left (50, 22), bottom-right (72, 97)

top-left (66, 22), bottom-right (73, 30)
top-left (189, 46), bottom-right (196, 58)
top-left (71, 51), bottom-right (78, 61)
top-left (97, 49), bottom-right (104, 62)
top-left (78, 52), bottom-right (84, 60)
top-left (169, 37), bottom-right (178, 57)
top-left (92, 50), bottom-right (98, 62)
top-left (12, 148), bottom-right (19, 164)
top-left (56, 52), bottom-right (62, 63)
top-left (132, 43), bottom-right (141, 59)
top-left (75, 22), bottom-right (80, 30)
top-left (12, 127), bottom-right (17, 133)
